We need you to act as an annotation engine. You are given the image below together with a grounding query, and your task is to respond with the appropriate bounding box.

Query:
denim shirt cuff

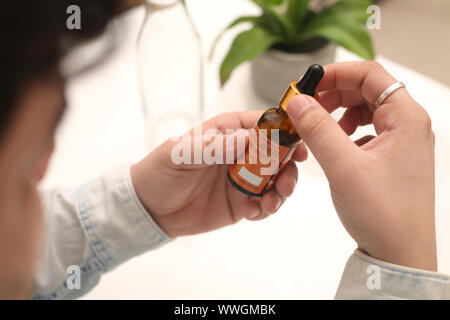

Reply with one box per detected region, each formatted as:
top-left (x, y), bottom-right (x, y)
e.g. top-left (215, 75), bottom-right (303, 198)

top-left (335, 249), bottom-right (450, 299)
top-left (73, 164), bottom-right (172, 271)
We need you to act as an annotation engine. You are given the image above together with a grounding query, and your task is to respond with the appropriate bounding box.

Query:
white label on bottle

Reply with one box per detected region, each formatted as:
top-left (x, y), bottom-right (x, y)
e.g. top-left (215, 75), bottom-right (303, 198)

top-left (238, 167), bottom-right (263, 186)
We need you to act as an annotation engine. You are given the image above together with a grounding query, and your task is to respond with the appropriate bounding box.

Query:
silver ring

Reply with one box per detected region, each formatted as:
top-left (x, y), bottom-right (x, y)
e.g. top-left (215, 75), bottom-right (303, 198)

top-left (374, 81), bottom-right (406, 108)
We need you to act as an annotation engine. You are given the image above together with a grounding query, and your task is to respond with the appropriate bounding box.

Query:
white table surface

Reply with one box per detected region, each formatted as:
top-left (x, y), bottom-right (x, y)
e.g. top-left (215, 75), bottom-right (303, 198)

top-left (41, 1), bottom-right (450, 299)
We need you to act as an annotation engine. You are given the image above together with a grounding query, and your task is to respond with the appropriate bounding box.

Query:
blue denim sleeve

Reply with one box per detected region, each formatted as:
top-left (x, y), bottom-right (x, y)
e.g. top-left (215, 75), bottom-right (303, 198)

top-left (335, 249), bottom-right (450, 299)
top-left (33, 164), bottom-right (172, 300)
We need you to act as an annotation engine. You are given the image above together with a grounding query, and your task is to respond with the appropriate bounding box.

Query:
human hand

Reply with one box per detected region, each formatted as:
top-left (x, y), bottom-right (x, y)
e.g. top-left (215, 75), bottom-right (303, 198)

top-left (131, 111), bottom-right (308, 238)
top-left (286, 61), bottom-right (436, 271)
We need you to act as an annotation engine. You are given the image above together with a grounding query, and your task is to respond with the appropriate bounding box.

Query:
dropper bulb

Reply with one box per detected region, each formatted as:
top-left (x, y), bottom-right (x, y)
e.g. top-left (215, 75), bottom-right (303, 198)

top-left (295, 64), bottom-right (324, 97)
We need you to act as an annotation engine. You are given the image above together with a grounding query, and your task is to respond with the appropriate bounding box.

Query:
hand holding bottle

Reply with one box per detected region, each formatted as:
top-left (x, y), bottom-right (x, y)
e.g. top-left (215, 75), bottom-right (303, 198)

top-left (286, 61), bottom-right (437, 271)
top-left (131, 111), bottom-right (308, 238)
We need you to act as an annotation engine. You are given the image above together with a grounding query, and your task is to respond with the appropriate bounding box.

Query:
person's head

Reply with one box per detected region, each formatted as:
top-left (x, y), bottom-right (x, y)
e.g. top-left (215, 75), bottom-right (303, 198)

top-left (0, 0), bottom-right (121, 298)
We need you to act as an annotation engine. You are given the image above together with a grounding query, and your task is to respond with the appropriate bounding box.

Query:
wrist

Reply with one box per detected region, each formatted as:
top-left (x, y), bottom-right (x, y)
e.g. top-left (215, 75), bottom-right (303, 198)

top-left (130, 161), bottom-right (178, 239)
top-left (359, 241), bottom-right (437, 272)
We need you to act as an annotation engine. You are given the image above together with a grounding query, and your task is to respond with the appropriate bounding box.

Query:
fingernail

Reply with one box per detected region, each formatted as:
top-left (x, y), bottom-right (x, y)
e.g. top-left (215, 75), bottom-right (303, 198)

top-left (249, 207), bottom-right (261, 219)
top-left (287, 95), bottom-right (313, 118)
top-left (274, 195), bottom-right (282, 212)
top-left (288, 177), bottom-right (297, 196)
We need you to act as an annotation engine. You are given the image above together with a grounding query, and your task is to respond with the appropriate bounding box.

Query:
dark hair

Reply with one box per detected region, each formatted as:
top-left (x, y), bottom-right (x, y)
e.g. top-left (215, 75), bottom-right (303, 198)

top-left (0, 0), bottom-right (122, 136)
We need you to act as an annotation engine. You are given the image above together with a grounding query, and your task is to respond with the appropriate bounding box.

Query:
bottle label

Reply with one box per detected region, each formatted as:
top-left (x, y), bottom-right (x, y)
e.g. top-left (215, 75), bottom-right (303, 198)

top-left (228, 125), bottom-right (295, 196)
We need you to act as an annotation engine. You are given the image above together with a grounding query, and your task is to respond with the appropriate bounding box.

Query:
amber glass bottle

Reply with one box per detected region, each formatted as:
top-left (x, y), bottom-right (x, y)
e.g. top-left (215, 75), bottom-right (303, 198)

top-left (228, 64), bottom-right (324, 197)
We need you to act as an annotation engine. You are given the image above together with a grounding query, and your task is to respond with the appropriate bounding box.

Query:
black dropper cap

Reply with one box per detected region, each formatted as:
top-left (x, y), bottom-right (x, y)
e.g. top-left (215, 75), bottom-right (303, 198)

top-left (295, 64), bottom-right (324, 97)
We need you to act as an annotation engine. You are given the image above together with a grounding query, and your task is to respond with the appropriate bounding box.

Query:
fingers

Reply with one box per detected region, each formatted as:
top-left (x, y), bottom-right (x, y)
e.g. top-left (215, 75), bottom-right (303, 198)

top-left (354, 135), bottom-right (376, 147)
top-left (317, 61), bottom-right (398, 108)
top-left (246, 190), bottom-right (283, 221)
top-left (245, 161), bottom-right (298, 221)
top-left (286, 94), bottom-right (360, 179)
top-left (158, 111), bottom-right (267, 170)
top-left (202, 110), bottom-right (264, 132)
top-left (275, 160), bottom-right (298, 198)
top-left (317, 61), bottom-right (428, 136)
top-left (291, 142), bottom-right (308, 162)
top-left (259, 191), bottom-right (284, 220)
top-left (338, 104), bottom-right (373, 136)
top-left (318, 89), bottom-right (366, 113)
top-left (241, 198), bottom-right (263, 221)
top-left (160, 126), bottom-right (254, 171)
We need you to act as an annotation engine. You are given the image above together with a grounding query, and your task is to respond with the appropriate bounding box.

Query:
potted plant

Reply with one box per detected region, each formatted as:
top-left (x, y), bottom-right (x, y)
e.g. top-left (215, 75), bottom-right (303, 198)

top-left (211, 0), bottom-right (375, 104)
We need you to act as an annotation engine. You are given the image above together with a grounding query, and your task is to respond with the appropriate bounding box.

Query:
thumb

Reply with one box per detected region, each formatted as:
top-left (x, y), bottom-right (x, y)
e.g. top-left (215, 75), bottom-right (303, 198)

top-left (286, 94), bottom-right (359, 177)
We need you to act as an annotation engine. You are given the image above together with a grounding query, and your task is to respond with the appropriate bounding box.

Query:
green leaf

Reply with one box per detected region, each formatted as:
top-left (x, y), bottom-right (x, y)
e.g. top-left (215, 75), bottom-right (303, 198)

top-left (299, 0), bottom-right (375, 59)
top-left (209, 16), bottom-right (261, 61)
top-left (257, 0), bottom-right (284, 5)
top-left (251, 0), bottom-right (296, 38)
top-left (317, 0), bottom-right (373, 24)
top-left (287, 0), bottom-right (310, 31)
top-left (220, 26), bottom-right (278, 86)
top-left (302, 19), bottom-right (374, 59)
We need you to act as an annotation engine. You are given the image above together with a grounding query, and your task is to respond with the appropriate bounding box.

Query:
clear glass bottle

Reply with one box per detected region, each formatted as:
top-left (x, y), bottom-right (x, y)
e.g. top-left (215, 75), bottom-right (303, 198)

top-left (137, 0), bottom-right (204, 149)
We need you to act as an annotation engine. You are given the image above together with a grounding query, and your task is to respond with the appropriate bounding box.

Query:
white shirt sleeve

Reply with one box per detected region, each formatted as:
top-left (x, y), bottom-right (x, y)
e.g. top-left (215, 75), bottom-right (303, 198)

top-left (33, 164), bottom-right (172, 299)
top-left (336, 249), bottom-right (450, 299)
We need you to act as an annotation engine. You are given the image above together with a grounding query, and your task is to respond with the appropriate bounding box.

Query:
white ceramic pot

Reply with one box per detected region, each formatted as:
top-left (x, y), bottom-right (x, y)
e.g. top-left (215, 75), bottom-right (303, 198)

top-left (251, 42), bottom-right (336, 105)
